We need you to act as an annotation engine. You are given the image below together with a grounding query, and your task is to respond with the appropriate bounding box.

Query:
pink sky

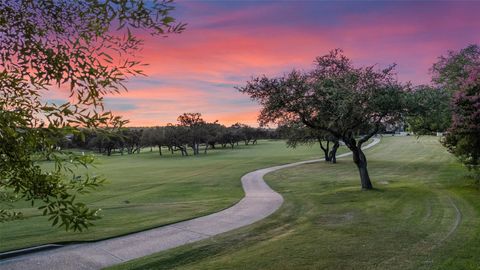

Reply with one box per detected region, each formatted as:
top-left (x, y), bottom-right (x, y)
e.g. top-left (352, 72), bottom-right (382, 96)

top-left (47, 1), bottom-right (480, 127)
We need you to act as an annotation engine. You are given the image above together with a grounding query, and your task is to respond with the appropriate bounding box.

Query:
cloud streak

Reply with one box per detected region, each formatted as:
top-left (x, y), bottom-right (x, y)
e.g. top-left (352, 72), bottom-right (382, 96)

top-left (51, 1), bottom-right (480, 126)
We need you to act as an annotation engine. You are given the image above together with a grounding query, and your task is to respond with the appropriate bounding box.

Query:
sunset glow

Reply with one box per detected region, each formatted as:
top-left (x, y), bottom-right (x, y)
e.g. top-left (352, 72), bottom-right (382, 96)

top-left (52, 1), bottom-right (480, 127)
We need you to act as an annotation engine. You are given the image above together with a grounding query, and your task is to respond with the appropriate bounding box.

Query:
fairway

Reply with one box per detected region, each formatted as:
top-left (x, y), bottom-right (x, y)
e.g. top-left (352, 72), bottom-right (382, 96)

top-left (2, 1), bottom-right (480, 269)
top-left (109, 136), bottom-right (480, 270)
top-left (0, 140), bottom-right (344, 252)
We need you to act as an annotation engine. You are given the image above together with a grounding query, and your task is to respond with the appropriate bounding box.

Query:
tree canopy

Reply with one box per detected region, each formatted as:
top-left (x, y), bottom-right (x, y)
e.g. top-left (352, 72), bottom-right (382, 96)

top-left (405, 85), bottom-right (451, 135)
top-left (0, 0), bottom-right (184, 230)
top-left (434, 45), bottom-right (480, 181)
top-left (239, 49), bottom-right (408, 189)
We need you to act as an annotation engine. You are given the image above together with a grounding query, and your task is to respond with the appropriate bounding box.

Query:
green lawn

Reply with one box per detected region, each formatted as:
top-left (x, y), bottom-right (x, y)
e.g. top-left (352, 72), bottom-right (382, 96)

top-left (0, 140), bottom-right (341, 252)
top-left (109, 136), bottom-right (480, 270)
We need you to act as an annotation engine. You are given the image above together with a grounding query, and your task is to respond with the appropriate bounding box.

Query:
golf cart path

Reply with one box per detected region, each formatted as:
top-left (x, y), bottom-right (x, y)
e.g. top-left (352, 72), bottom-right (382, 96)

top-left (0, 138), bottom-right (380, 270)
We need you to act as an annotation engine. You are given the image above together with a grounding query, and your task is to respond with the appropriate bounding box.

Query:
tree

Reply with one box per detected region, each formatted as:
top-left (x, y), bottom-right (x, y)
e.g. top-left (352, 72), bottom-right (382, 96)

top-left (442, 69), bottom-right (480, 180)
top-left (238, 49), bottom-right (407, 189)
top-left (433, 45), bottom-right (480, 182)
top-left (231, 123), bottom-right (256, 145)
top-left (432, 45), bottom-right (480, 92)
top-left (177, 113), bottom-right (206, 155)
top-left (278, 122), bottom-right (340, 163)
top-left (0, 1), bottom-right (184, 230)
top-left (141, 127), bottom-right (165, 155)
top-left (405, 86), bottom-right (451, 135)
top-left (119, 128), bottom-right (143, 154)
top-left (160, 124), bottom-right (188, 156)
top-left (219, 128), bottom-right (237, 149)
top-left (140, 127), bottom-right (156, 152)
top-left (202, 122), bottom-right (225, 153)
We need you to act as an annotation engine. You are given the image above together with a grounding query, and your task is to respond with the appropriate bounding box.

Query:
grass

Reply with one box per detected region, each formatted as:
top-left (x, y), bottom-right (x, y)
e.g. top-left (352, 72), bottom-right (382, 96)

top-left (108, 136), bottom-right (480, 270)
top-left (0, 140), bottom-right (343, 252)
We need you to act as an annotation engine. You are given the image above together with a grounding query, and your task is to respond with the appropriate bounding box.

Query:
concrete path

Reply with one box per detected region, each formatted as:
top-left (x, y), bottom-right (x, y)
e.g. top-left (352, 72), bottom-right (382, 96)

top-left (0, 138), bottom-right (380, 270)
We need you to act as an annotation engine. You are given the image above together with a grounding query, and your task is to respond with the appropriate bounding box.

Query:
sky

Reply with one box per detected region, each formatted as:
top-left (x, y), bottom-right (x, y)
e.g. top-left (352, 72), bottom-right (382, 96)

top-left (50, 0), bottom-right (480, 127)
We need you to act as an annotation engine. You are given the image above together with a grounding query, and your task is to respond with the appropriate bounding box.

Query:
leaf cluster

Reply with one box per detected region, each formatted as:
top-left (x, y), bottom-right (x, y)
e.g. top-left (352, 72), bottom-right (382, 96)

top-left (0, 0), bottom-right (183, 230)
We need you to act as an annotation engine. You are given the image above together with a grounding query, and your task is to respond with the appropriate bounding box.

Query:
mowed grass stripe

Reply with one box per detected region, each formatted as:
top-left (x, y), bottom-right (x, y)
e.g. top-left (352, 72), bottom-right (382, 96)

top-left (0, 140), bottom-right (343, 252)
top-left (108, 136), bottom-right (480, 270)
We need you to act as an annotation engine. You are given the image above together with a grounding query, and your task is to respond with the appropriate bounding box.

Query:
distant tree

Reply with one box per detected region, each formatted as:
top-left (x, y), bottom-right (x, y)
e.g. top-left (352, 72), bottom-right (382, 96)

top-left (87, 122), bottom-right (126, 156)
top-left (278, 122), bottom-right (340, 163)
top-left (203, 122), bottom-right (225, 153)
top-left (406, 86), bottom-right (451, 135)
top-left (140, 127), bottom-right (165, 155)
top-left (177, 113), bottom-right (206, 155)
top-left (239, 49), bottom-right (407, 189)
top-left (165, 124), bottom-right (189, 156)
top-left (0, 0), bottom-right (184, 229)
top-left (120, 129), bottom-right (142, 154)
top-left (140, 127), bottom-right (156, 152)
top-left (218, 127), bottom-right (238, 149)
top-left (231, 123), bottom-right (256, 145)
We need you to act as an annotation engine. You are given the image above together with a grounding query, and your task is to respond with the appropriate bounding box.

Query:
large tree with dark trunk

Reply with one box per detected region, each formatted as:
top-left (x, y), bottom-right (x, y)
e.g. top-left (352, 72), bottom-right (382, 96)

top-left (238, 49), bottom-right (407, 189)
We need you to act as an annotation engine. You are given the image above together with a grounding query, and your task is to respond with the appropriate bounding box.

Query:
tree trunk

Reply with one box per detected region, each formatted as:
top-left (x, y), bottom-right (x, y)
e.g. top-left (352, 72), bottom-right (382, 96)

top-left (319, 139), bottom-right (330, 162)
top-left (191, 142), bottom-right (200, 155)
top-left (352, 148), bottom-right (373, 189)
top-left (329, 140), bottom-right (340, 164)
top-left (158, 144), bottom-right (162, 155)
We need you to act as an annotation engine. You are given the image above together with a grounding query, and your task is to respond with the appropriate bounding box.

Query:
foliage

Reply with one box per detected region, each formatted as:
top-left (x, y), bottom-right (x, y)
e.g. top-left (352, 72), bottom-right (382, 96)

top-left (238, 49), bottom-right (407, 189)
top-left (0, 0), bottom-right (184, 230)
top-left (277, 122), bottom-right (339, 162)
top-left (432, 44), bottom-right (480, 92)
top-left (177, 113), bottom-right (207, 155)
top-left (405, 85), bottom-right (451, 134)
top-left (67, 114), bottom-right (267, 157)
top-left (442, 68), bottom-right (480, 180)
top-left (433, 45), bottom-right (480, 181)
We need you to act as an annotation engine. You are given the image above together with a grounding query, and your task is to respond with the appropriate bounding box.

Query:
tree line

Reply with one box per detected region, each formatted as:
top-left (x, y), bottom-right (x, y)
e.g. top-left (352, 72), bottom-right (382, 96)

top-left (61, 113), bottom-right (275, 157)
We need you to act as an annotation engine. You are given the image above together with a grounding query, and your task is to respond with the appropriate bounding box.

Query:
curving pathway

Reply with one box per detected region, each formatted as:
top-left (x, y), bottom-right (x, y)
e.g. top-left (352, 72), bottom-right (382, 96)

top-left (0, 138), bottom-right (380, 270)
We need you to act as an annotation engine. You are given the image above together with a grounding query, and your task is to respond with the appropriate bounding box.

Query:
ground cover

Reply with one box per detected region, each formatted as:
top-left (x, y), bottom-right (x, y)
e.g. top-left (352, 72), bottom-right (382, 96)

top-left (110, 136), bottom-right (480, 270)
